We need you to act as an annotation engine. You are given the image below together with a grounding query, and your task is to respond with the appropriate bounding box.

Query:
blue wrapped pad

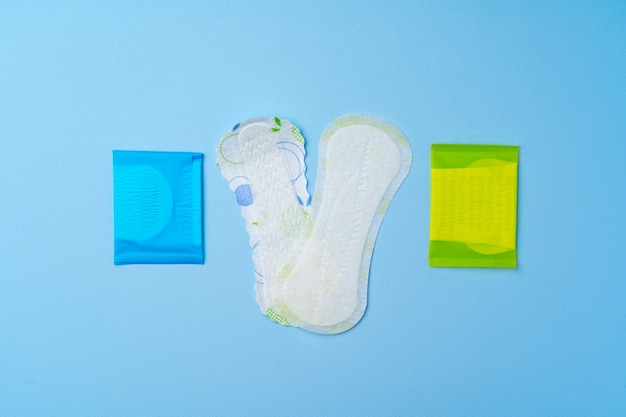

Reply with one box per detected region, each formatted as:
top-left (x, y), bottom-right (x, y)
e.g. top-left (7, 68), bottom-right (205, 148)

top-left (113, 150), bottom-right (204, 265)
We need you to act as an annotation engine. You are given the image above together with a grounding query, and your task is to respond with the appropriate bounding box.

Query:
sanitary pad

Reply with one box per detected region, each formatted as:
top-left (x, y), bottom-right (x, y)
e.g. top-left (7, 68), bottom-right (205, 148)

top-left (216, 115), bottom-right (412, 334)
top-left (113, 150), bottom-right (204, 265)
top-left (428, 144), bottom-right (519, 268)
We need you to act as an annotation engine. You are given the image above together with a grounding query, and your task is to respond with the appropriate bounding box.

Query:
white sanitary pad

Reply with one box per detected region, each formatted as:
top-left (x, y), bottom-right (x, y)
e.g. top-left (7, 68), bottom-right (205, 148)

top-left (216, 115), bottom-right (412, 334)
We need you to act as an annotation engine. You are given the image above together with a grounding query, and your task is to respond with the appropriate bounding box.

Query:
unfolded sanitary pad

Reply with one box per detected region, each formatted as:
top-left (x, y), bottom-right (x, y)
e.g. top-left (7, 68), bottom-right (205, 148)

top-left (216, 115), bottom-right (412, 334)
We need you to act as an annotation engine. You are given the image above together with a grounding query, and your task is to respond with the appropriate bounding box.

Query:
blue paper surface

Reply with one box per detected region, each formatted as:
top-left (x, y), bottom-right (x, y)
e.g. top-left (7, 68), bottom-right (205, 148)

top-left (1, 2), bottom-right (625, 416)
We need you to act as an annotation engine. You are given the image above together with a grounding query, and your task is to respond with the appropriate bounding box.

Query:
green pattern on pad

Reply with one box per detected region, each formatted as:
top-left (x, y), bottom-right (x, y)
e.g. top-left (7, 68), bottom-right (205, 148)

top-left (265, 308), bottom-right (292, 326)
top-left (291, 125), bottom-right (305, 144)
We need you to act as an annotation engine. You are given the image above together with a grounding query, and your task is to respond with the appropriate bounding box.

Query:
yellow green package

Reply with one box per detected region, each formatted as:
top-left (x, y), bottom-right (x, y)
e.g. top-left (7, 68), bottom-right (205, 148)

top-left (429, 144), bottom-right (519, 268)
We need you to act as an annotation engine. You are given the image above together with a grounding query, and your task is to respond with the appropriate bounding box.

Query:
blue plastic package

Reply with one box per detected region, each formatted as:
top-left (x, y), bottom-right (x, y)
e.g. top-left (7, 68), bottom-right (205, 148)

top-left (113, 150), bottom-right (204, 265)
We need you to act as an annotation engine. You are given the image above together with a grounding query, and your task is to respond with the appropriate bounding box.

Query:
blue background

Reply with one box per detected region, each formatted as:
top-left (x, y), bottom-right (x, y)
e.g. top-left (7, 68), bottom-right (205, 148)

top-left (1, 1), bottom-right (625, 416)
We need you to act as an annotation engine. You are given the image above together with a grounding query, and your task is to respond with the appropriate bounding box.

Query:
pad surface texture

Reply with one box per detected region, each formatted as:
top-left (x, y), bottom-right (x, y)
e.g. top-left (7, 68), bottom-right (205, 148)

top-left (216, 115), bottom-right (411, 334)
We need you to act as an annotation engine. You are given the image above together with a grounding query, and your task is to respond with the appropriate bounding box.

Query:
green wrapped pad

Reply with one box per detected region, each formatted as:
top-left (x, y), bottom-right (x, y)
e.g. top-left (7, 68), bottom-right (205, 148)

top-left (429, 144), bottom-right (519, 268)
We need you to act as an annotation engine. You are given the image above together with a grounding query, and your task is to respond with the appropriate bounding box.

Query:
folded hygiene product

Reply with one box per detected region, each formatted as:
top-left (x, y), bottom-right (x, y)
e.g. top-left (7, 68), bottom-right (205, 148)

top-left (429, 144), bottom-right (519, 268)
top-left (113, 150), bottom-right (204, 265)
